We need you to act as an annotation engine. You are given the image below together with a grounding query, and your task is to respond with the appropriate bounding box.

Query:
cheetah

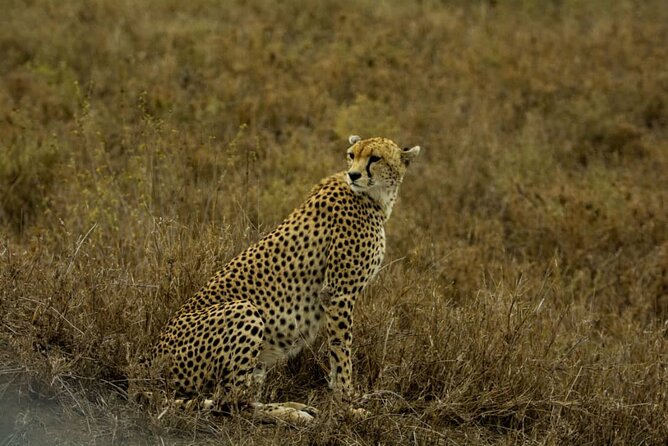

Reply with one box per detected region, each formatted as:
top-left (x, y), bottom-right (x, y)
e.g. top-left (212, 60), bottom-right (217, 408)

top-left (150, 135), bottom-right (420, 422)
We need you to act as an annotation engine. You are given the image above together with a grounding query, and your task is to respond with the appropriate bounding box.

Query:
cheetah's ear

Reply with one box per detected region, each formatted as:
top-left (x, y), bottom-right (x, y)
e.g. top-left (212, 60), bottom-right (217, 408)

top-left (348, 135), bottom-right (362, 145)
top-left (401, 145), bottom-right (421, 166)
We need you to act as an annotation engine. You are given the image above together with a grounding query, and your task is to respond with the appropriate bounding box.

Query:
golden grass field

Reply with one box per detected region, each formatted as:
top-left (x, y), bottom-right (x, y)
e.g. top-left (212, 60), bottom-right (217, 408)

top-left (1, 0), bottom-right (667, 444)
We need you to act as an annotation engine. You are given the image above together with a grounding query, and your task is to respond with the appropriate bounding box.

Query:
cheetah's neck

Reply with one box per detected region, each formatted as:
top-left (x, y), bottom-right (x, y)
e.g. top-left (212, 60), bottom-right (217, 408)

top-left (366, 183), bottom-right (399, 221)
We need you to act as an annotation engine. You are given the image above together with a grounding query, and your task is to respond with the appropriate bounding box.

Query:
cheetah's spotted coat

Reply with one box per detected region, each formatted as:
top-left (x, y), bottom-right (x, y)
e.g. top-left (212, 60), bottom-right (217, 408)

top-left (151, 136), bottom-right (420, 422)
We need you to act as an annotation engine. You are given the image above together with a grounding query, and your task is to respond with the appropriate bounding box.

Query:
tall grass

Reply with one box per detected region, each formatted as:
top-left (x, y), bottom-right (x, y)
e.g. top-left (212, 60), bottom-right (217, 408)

top-left (1, 0), bottom-right (666, 444)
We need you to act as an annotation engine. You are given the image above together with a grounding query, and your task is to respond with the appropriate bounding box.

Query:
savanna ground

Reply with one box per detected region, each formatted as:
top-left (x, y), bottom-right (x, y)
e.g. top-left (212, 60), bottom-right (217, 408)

top-left (1, 0), bottom-right (667, 444)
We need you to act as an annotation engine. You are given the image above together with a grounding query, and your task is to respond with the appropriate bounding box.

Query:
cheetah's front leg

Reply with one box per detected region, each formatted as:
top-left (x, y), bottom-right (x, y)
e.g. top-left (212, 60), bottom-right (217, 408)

top-left (320, 286), bottom-right (372, 421)
top-left (324, 292), bottom-right (354, 397)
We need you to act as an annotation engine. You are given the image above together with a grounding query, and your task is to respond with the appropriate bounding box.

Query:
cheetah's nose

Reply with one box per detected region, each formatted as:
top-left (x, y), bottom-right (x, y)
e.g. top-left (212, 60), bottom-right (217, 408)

top-left (348, 172), bottom-right (362, 182)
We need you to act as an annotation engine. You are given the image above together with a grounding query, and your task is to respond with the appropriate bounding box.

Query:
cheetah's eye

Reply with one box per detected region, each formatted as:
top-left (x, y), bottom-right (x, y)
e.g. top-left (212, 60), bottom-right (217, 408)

top-left (347, 152), bottom-right (354, 160)
top-left (369, 155), bottom-right (381, 163)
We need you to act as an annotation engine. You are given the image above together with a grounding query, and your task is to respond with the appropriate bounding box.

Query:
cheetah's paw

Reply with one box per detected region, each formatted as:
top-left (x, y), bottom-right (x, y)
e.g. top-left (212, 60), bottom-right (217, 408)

top-left (252, 401), bottom-right (318, 424)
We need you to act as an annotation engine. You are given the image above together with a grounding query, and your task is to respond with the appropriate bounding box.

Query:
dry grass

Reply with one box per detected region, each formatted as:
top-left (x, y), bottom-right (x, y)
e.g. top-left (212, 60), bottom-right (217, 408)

top-left (1, 0), bottom-right (667, 444)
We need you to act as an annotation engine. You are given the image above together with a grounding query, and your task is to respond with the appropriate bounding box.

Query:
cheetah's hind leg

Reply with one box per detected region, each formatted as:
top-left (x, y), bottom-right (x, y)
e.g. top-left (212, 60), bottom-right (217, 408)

top-left (168, 397), bottom-right (318, 424)
top-left (250, 401), bottom-right (319, 424)
top-left (153, 299), bottom-right (318, 424)
top-left (241, 366), bottom-right (319, 424)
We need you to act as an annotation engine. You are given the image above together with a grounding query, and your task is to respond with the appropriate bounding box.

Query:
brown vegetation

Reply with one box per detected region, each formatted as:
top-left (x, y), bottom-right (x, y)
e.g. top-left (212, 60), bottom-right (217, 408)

top-left (1, 0), bottom-right (667, 444)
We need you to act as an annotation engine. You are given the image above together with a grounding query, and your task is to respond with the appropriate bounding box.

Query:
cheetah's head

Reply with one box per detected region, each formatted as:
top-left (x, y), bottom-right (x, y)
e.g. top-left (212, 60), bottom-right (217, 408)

top-left (345, 135), bottom-right (420, 195)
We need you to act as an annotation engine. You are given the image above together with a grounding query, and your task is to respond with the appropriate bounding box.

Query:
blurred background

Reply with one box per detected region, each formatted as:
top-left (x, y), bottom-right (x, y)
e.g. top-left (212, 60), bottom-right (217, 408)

top-left (0, 0), bottom-right (666, 444)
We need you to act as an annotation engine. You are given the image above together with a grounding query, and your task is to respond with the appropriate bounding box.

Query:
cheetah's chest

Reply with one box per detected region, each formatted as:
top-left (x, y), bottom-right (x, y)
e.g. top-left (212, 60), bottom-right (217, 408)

top-left (369, 225), bottom-right (385, 281)
top-left (257, 220), bottom-right (386, 368)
